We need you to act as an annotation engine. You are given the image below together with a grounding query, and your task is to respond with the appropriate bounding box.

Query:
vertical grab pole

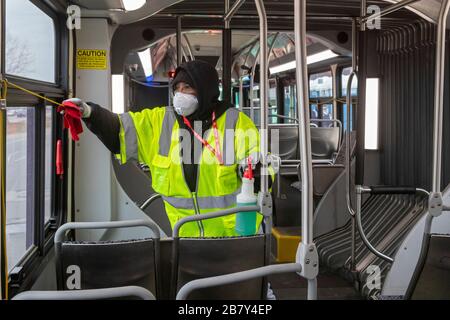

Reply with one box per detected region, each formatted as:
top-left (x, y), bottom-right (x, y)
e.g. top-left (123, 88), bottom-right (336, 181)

top-left (254, 0), bottom-right (274, 299)
top-left (346, 18), bottom-right (358, 271)
top-left (0, 99), bottom-right (5, 300)
top-left (0, 0), bottom-right (7, 300)
top-left (431, 0), bottom-right (450, 197)
top-left (239, 76), bottom-right (244, 110)
top-left (405, 2), bottom-right (450, 298)
top-left (294, 0), bottom-right (319, 300)
top-left (222, 0), bottom-right (232, 107)
top-left (254, 0), bottom-right (268, 195)
top-left (176, 16), bottom-right (182, 66)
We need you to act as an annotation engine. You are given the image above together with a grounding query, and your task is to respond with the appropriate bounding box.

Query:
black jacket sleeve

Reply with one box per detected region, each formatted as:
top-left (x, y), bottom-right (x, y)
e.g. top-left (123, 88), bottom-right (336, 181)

top-left (82, 102), bottom-right (121, 154)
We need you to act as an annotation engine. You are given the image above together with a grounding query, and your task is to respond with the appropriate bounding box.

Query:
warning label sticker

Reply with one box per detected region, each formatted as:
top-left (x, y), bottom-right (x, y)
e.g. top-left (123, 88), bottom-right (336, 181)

top-left (77, 49), bottom-right (107, 70)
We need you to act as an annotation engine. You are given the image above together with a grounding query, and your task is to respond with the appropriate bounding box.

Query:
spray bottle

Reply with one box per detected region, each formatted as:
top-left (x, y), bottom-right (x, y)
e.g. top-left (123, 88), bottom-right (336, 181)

top-left (235, 157), bottom-right (258, 236)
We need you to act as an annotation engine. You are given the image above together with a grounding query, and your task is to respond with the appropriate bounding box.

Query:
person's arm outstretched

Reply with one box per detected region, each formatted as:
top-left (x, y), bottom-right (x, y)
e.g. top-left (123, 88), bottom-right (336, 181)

top-left (64, 98), bottom-right (121, 154)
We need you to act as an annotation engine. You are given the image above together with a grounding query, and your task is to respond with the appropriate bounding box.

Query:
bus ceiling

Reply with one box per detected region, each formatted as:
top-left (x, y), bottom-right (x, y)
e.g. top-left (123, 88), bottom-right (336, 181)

top-left (66, 0), bottom-right (448, 27)
top-left (118, 30), bottom-right (351, 84)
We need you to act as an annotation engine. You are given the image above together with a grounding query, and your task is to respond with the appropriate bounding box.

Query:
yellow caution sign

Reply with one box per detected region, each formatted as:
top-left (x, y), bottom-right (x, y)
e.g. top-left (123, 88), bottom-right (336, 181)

top-left (77, 49), bottom-right (107, 70)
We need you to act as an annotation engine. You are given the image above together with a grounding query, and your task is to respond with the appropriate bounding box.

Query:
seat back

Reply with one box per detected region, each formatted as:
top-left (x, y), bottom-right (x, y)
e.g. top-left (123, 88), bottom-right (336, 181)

top-left (310, 127), bottom-right (341, 160)
top-left (59, 239), bottom-right (157, 293)
top-left (55, 220), bottom-right (160, 297)
top-left (312, 164), bottom-right (345, 197)
top-left (268, 125), bottom-right (299, 160)
top-left (175, 235), bottom-right (267, 300)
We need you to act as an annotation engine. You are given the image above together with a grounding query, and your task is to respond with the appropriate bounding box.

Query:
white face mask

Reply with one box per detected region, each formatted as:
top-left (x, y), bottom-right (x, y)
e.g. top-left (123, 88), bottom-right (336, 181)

top-left (173, 92), bottom-right (199, 117)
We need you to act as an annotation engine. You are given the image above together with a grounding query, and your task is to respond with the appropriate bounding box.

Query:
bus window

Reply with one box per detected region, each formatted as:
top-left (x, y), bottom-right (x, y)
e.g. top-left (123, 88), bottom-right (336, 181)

top-left (5, 0), bottom-right (56, 83)
top-left (6, 107), bottom-right (34, 271)
top-left (309, 71), bottom-right (332, 98)
top-left (321, 104), bottom-right (334, 127)
top-left (269, 85), bottom-right (277, 124)
top-left (283, 84), bottom-right (297, 124)
top-left (310, 104), bottom-right (319, 122)
top-left (309, 71), bottom-right (333, 127)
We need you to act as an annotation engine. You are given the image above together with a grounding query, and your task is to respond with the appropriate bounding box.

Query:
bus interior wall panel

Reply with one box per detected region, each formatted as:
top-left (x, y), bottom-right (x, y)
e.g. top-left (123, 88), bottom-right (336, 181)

top-left (74, 18), bottom-right (113, 240)
top-left (378, 22), bottom-right (450, 190)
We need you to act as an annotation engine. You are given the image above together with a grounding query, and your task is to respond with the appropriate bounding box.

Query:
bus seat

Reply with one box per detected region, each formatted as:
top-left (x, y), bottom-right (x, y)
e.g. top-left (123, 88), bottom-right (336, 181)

top-left (158, 238), bottom-right (174, 300)
top-left (310, 127), bottom-right (341, 160)
top-left (312, 165), bottom-right (345, 197)
top-left (173, 235), bottom-right (267, 300)
top-left (315, 193), bottom-right (428, 298)
top-left (409, 234), bottom-right (450, 299)
top-left (268, 125), bottom-right (299, 160)
top-left (55, 220), bottom-right (161, 298)
top-left (12, 286), bottom-right (155, 300)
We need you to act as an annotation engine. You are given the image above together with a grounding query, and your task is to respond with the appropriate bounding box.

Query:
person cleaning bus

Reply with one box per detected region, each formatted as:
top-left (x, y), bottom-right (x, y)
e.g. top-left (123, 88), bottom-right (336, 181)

top-left (63, 60), bottom-right (271, 238)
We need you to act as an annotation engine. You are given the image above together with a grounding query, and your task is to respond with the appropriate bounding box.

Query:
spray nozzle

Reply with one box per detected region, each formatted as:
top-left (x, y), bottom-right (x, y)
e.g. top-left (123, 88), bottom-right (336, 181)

top-left (243, 156), bottom-right (254, 180)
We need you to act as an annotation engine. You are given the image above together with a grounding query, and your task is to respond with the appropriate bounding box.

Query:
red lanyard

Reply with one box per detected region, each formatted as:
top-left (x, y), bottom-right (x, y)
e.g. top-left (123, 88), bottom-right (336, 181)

top-left (182, 112), bottom-right (224, 165)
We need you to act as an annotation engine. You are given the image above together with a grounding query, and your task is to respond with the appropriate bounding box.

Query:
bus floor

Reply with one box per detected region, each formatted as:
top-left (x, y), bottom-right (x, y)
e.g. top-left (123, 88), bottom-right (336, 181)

top-left (268, 271), bottom-right (362, 300)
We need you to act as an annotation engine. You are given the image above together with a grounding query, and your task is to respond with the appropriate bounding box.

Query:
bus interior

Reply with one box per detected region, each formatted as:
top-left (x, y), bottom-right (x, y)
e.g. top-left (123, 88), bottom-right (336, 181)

top-left (1, 0), bottom-right (450, 301)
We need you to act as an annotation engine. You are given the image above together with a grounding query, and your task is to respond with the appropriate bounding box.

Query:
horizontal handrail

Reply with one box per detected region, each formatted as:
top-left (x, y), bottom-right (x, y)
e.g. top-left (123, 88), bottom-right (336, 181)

top-left (360, 186), bottom-right (430, 196)
top-left (55, 219), bottom-right (161, 243)
top-left (12, 286), bottom-right (155, 300)
top-left (176, 263), bottom-right (301, 300)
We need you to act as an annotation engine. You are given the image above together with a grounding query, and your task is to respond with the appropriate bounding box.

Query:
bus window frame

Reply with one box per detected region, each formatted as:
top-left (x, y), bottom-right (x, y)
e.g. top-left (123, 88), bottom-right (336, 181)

top-left (2, 0), bottom-right (69, 294)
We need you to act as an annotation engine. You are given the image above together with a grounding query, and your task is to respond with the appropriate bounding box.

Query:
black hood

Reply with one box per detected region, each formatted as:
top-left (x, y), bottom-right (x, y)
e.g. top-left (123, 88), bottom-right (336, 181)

top-left (173, 60), bottom-right (228, 124)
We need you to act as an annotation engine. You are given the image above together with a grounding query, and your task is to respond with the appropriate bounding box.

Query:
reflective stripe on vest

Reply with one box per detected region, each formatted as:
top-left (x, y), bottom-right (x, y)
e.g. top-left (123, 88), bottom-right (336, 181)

top-left (222, 107), bottom-right (240, 166)
top-left (119, 113), bottom-right (138, 161)
top-left (158, 107), bottom-right (177, 156)
top-left (162, 191), bottom-right (239, 209)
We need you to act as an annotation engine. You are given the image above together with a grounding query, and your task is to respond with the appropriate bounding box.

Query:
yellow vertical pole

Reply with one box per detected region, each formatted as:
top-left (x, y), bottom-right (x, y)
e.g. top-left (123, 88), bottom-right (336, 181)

top-left (0, 97), bottom-right (7, 300)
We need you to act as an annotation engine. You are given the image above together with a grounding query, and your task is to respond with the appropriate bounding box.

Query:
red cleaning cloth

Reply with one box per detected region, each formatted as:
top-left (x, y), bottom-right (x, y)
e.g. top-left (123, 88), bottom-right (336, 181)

top-left (57, 101), bottom-right (83, 141)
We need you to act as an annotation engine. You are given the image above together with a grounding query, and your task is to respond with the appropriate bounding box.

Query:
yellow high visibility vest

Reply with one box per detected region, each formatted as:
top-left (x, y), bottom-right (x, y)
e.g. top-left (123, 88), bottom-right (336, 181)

top-left (117, 106), bottom-right (263, 237)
